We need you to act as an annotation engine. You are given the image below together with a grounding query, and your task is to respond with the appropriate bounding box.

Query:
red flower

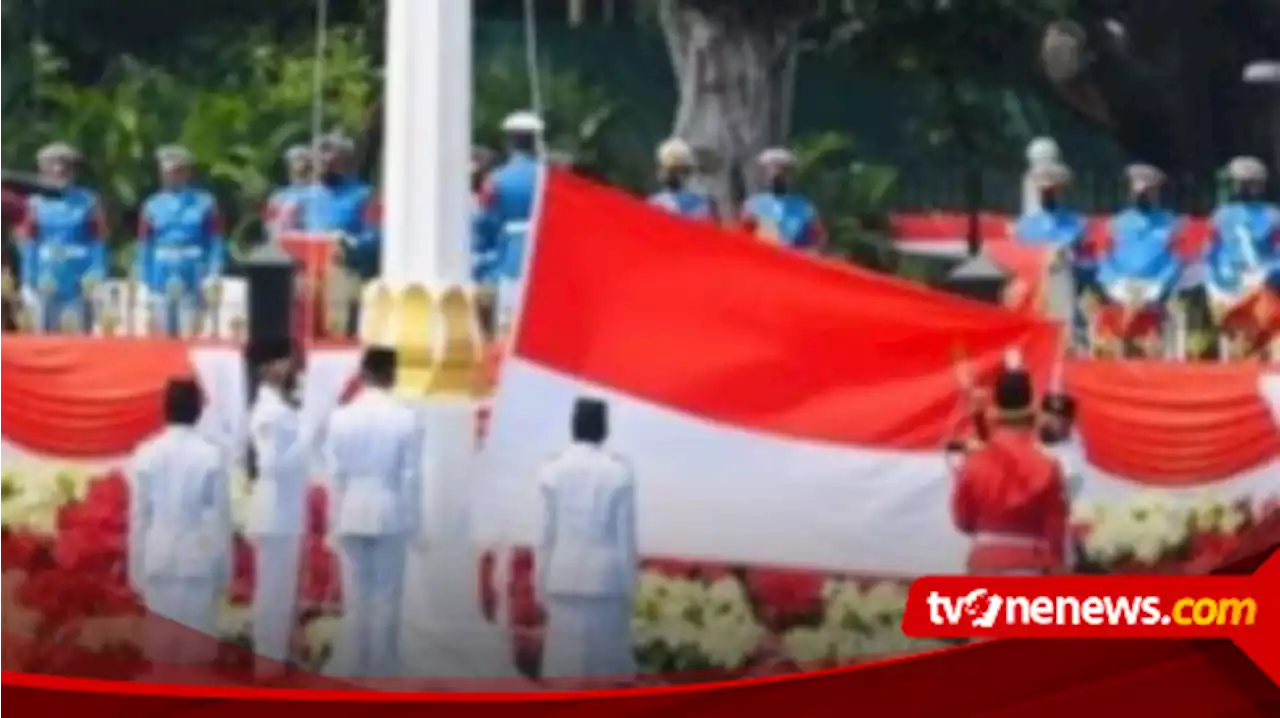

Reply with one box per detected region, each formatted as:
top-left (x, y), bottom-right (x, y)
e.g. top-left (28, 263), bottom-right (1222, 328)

top-left (745, 568), bottom-right (824, 631)
top-left (2, 529), bottom-right (54, 572)
top-left (298, 535), bottom-right (341, 608)
top-left (306, 484), bottom-right (329, 537)
top-left (1258, 496), bottom-right (1280, 521)
top-left (508, 547), bottom-right (534, 584)
top-left (475, 547), bottom-right (544, 630)
top-left (478, 550), bottom-right (497, 622)
top-left (1187, 530), bottom-right (1241, 571)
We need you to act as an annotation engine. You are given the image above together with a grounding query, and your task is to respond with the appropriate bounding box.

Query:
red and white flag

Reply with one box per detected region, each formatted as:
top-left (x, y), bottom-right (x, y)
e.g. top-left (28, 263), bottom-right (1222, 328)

top-left (477, 171), bottom-right (1063, 575)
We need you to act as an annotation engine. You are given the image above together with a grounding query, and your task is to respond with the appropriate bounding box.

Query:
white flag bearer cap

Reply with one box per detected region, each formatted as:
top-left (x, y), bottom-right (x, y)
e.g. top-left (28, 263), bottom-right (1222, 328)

top-left (156, 145), bottom-right (195, 169)
top-left (502, 111), bottom-right (545, 134)
top-left (657, 138), bottom-right (695, 168)
top-left (1226, 156), bottom-right (1268, 183)
top-left (757, 147), bottom-right (796, 168)
top-left (37, 142), bottom-right (81, 164)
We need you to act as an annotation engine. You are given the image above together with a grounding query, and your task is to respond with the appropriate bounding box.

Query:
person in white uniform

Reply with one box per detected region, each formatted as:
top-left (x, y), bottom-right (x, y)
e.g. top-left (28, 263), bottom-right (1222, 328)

top-left (245, 337), bottom-right (317, 675)
top-left (537, 398), bottom-right (639, 685)
top-left (128, 378), bottom-right (232, 668)
top-left (322, 347), bottom-right (423, 678)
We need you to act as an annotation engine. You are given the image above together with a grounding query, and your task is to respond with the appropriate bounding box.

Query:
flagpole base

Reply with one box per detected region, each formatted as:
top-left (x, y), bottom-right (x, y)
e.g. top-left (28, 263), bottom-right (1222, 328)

top-left (359, 279), bottom-right (486, 399)
top-left (398, 401), bottom-right (525, 681)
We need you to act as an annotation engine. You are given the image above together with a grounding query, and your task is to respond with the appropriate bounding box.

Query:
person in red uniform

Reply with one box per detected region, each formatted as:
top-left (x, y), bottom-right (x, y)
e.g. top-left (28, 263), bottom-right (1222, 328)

top-left (951, 353), bottom-right (1069, 575)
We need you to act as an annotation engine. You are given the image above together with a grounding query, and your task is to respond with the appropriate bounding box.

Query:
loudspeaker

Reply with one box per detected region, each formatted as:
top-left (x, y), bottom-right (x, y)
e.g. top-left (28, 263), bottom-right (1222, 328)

top-left (241, 244), bottom-right (298, 481)
top-left (243, 243), bottom-right (298, 344)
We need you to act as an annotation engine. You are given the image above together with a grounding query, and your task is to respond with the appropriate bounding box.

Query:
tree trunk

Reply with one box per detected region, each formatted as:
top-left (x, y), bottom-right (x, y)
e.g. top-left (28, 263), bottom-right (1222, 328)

top-left (658, 0), bottom-right (801, 215)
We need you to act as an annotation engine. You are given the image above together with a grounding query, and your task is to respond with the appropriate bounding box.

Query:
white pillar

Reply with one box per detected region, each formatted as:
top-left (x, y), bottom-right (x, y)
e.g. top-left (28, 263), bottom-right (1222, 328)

top-left (363, 0), bottom-right (525, 684)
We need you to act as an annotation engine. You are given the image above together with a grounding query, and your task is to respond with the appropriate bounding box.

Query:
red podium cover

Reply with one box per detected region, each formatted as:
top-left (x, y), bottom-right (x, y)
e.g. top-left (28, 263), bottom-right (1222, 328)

top-left (279, 232), bottom-right (339, 342)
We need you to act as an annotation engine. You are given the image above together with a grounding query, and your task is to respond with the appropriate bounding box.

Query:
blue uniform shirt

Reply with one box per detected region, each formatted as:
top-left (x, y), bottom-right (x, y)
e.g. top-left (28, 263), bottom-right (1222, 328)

top-left (648, 189), bottom-right (714, 221)
top-left (741, 192), bottom-right (824, 249)
top-left (471, 193), bottom-right (502, 284)
top-left (481, 152), bottom-right (540, 280)
top-left (263, 184), bottom-right (311, 233)
top-left (1099, 207), bottom-right (1184, 300)
top-left (135, 186), bottom-right (225, 295)
top-left (1014, 207), bottom-right (1089, 265)
top-left (1205, 201), bottom-right (1280, 291)
top-left (297, 177), bottom-right (378, 278)
top-left (18, 186), bottom-right (108, 302)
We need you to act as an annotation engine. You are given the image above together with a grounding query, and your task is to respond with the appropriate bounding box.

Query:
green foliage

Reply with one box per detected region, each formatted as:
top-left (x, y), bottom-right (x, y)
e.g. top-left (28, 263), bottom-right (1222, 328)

top-left (789, 132), bottom-right (900, 270)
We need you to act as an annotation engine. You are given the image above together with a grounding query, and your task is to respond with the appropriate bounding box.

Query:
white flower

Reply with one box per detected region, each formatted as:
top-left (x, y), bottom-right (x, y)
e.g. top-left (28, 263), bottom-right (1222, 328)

top-left (304, 615), bottom-right (341, 660)
top-left (1070, 500), bottom-right (1106, 527)
top-left (1, 479), bottom-right (67, 536)
top-left (1129, 500), bottom-right (1187, 554)
top-left (655, 619), bottom-right (702, 651)
top-left (831, 629), bottom-right (866, 661)
top-left (865, 581), bottom-right (908, 614)
top-left (705, 576), bottom-right (750, 616)
top-left (1191, 495), bottom-right (1248, 535)
top-left (1130, 533), bottom-right (1166, 565)
top-left (781, 626), bottom-right (836, 664)
top-left (1219, 505), bottom-right (1247, 534)
top-left (217, 601), bottom-right (252, 640)
top-left (1082, 516), bottom-right (1128, 564)
top-left (700, 612), bottom-right (764, 668)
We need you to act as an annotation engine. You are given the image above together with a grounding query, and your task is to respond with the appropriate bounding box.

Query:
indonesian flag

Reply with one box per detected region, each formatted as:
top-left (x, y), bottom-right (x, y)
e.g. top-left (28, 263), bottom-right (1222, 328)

top-left (477, 171), bottom-right (1062, 575)
top-left (476, 170), bottom-right (1280, 577)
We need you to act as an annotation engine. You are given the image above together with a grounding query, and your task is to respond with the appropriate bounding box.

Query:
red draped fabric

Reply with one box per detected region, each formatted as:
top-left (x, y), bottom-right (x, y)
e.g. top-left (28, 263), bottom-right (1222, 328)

top-left (1, 338), bottom-right (194, 457)
top-left (1066, 360), bottom-right (1279, 483)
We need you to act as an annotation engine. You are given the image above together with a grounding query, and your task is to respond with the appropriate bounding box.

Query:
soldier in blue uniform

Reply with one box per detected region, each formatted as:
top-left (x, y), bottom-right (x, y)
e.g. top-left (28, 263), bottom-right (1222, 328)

top-left (302, 132), bottom-right (377, 336)
top-left (1013, 162), bottom-right (1090, 343)
top-left (16, 142), bottom-right (108, 333)
top-left (471, 146), bottom-right (501, 335)
top-left (481, 111), bottom-right (543, 335)
top-left (135, 146), bottom-right (225, 337)
top-left (740, 148), bottom-right (827, 254)
top-left (1095, 164), bottom-right (1186, 356)
top-left (303, 132), bottom-right (378, 274)
top-left (1204, 156), bottom-right (1279, 354)
top-left (263, 145), bottom-right (314, 240)
top-left (647, 138), bottom-right (716, 221)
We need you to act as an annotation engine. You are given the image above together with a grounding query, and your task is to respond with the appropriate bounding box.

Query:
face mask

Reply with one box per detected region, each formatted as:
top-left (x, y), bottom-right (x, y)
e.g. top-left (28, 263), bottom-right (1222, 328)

top-left (1235, 184), bottom-right (1263, 202)
top-left (663, 173), bottom-right (685, 192)
top-left (769, 177), bottom-right (789, 195)
top-left (1040, 190), bottom-right (1060, 211)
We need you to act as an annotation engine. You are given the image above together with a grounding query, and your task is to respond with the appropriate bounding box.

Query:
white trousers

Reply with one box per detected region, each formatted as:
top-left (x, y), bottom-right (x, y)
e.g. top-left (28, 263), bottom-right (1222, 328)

top-left (251, 534), bottom-right (302, 664)
top-left (329, 536), bottom-right (407, 678)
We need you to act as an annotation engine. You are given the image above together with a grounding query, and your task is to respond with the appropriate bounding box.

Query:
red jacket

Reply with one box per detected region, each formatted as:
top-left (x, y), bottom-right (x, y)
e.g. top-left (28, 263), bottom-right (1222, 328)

top-left (952, 426), bottom-right (1068, 574)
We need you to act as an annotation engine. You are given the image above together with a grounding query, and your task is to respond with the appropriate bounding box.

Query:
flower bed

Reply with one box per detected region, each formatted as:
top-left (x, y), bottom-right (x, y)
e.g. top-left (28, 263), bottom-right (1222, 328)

top-left (2, 468), bottom-right (1273, 681)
